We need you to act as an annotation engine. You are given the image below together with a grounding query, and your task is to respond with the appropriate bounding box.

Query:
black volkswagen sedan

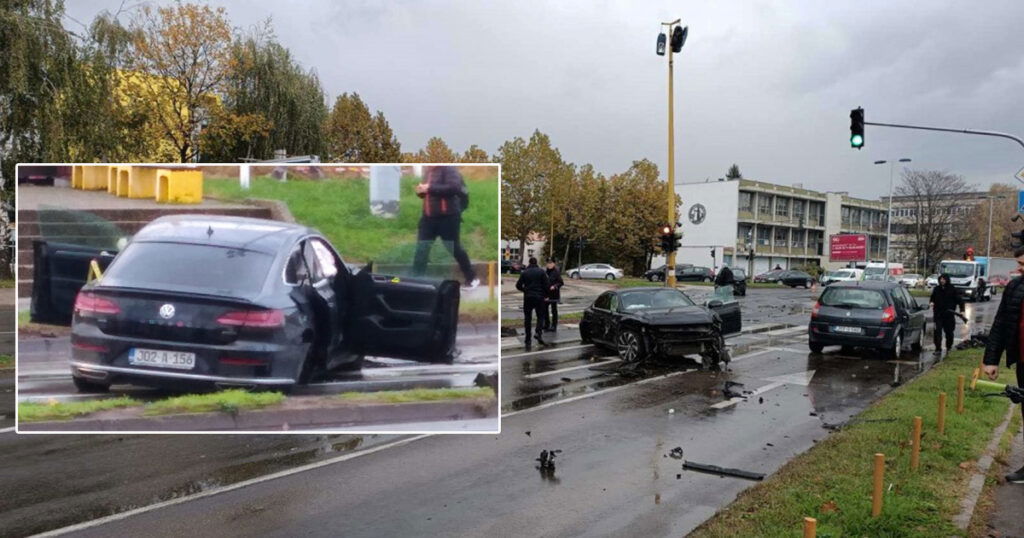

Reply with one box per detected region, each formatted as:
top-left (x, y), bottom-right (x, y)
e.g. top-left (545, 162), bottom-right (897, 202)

top-left (808, 280), bottom-right (926, 358)
top-left (60, 215), bottom-right (459, 392)
top-left (579, 287), bottom-right (740, 369)
top-left (779, 270), bottom-right (815, 288)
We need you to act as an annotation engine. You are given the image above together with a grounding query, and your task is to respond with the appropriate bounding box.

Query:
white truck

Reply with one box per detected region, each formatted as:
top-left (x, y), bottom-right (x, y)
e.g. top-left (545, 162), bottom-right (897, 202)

top-left (936, 256), bottom-right (1015, 301)
top-left (863, 262), bottom-right (904, 282)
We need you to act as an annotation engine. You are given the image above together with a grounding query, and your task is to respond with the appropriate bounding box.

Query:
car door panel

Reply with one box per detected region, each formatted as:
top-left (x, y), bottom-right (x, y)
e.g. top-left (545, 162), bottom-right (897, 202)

top-left (345, 266), bottom-right (459, 362)
top-left (31, 240), bottom-right (117, 325)
top-left (708, 301), bottom-right (742, 335)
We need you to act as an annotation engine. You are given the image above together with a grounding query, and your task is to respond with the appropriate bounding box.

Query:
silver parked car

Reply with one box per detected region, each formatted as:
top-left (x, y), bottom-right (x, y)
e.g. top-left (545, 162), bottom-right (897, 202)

top-left (568, 263), bottom-right (624, 280)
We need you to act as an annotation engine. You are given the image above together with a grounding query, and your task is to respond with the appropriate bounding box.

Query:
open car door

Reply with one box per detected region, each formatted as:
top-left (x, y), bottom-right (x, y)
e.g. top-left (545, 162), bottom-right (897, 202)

top-left (31, 241), bottom-right (116, 325)
top-left (345, 266), bottom-right (459, 362)
top-left (706, 286), bottom-right (742, 335)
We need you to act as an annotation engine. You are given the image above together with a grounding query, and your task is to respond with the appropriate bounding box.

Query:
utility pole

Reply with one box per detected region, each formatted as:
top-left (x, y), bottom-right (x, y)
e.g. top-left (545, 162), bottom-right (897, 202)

top-left (658, 19), bottom-right (687, 287)
top-left (875, 158), bottom-right (911, 278)
top-left (987, 194), bottom-right (1007, 258)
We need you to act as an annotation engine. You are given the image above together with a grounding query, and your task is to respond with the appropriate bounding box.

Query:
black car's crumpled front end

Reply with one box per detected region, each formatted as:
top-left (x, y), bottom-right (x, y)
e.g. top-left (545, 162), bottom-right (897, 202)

top-left (632, 307), bottom-right (722, 359)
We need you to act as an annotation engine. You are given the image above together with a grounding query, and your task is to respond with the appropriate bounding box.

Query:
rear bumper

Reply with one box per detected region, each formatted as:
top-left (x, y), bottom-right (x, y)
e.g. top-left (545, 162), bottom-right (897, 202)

top-left (808, 322), bottom-right (895, 348)
top-left (71, 362), bottom-right (296, 386)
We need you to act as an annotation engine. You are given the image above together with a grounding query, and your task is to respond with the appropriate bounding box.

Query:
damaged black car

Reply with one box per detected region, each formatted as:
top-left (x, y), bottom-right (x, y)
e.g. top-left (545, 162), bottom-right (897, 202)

top-left (37, 215), bottom-right (459, 392)
top-left (578, 287), bottom-right (739, 369)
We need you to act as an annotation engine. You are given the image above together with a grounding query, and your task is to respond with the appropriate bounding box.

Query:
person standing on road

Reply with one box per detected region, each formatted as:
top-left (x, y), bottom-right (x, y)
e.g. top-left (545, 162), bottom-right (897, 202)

top-left (544, 258), bottom-right (564, 332)
top-left (929, 273), bottom-right (965, 354)
top-left (516, 258), bottom-right (550, 348)
top-left (714, 264), bottom-right (735, 288)
top-left (982, 249), bottom-right (1024, 482)
top-left (413, 166), bottom-right (479, 289)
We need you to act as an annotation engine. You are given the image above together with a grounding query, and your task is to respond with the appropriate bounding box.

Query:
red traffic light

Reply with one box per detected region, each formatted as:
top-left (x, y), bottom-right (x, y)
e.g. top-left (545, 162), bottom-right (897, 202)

top-left (660, 225), bottom-right (672, 235)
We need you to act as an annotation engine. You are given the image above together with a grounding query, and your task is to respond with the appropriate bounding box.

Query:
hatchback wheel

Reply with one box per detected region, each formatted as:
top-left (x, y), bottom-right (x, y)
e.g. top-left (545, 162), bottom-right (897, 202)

top-left (616, 329), bottom-right (645, 362)
top-left (911, 325), bottom-right (924, 352)
top-left (804, 279), bottom-right (812, 288)
top-left (888, 331), bottom-right (903, 360)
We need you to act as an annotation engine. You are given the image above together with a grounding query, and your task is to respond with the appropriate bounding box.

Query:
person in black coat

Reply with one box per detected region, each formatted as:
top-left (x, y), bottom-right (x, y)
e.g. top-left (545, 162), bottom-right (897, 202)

top-left (983, 250), bottom-right (1024, 482)
top-left (412, 166), bottom-right (478, 287)
top-left (544, 258), bottom-right (564, 331)
top-left (929, 273), bottom-right (965, 354)
top-left (714, 265), bottom-right (735, 287)
top-left (515, 257), bottom-right (550, 347)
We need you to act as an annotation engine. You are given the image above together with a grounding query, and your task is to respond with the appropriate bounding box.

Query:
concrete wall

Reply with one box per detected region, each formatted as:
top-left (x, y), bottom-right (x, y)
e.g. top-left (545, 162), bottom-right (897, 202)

top-left (651, 180), bottom-right (739, 269)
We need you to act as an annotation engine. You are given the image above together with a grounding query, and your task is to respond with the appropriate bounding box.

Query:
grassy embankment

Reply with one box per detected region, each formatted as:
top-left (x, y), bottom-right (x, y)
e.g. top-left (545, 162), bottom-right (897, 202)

top-left (691, 348), bottom-right (1012, 537)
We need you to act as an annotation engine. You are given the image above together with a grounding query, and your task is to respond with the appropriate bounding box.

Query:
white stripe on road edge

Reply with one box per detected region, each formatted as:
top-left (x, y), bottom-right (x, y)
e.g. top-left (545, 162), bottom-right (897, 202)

top-left (0, 426), bottom-right (15, 434)
top-left (522, 359), bottom-right (621, 379)
top-left (34, 434), bottom-right (433, 537)
top-left (501, 344), bottom-right (593, 360)
top-left (710, 381), bottom-right (787, 409)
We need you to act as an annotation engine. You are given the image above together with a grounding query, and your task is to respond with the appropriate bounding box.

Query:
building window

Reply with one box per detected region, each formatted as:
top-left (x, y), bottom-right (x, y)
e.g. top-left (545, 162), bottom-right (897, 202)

top-left (737, 224), bottom-right (753, 242)
top-left (739, 191), bottom-right (753, 213)
top-left (793, 199), bottom-right (805, 219)
top-left (841, 206), bottom-right (850, 225)
top-left (774, 227), bottom-right (788, 247)
top-left (757, 226), bottom-right (771, 246)
top-left (758, 194), bottom-right (772, 215)
top-left (792, 229), bottom-right (805, 248)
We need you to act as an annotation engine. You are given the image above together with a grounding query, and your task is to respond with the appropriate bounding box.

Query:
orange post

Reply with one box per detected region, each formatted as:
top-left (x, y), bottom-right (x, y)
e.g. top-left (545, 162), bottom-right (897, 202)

top-left (872, 453), bottom-right (885, 517)
top-left (488, 261), bottom-right (496, 302)
top-left (911, 416), bottom-right (922, 470)
top-left (937, 392), bottom-right (947, 435)
top-left (803, 517), bottom-right (816, 538)
top-left (956, 375), bottom-right (965, 414)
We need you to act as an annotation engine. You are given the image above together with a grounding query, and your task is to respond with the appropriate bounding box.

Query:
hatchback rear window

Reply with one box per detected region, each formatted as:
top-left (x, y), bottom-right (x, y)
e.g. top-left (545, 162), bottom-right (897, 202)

top-left (820, 288), bottom-right (886, 309)
top-left (101, 242), bottom-right (275, 297)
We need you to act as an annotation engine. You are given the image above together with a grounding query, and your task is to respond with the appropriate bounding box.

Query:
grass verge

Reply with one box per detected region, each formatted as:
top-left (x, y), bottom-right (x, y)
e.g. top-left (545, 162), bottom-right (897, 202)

top-left (19, 397), bottom-right (139, 422)
top-left (691, 348), bottom-right (1011, 537)
top-left (337, 387), bottom-right (494, 404)
top-left (0, 279), bottom-right (14, 288)
top-left (0, 354), bottom-right (12, 369)
top-left (18, 310), bottom-right (29, 327)
top-left (143, 389), bottom-right (285, 416)
top-left (460, 299), bottom-right (498, 324)
top-left (968, 410), bottom-right (1022, 536)
top-left (501, 311), bottom-right (584, 329)
top-left (205, 175), bottom-right (497, 263)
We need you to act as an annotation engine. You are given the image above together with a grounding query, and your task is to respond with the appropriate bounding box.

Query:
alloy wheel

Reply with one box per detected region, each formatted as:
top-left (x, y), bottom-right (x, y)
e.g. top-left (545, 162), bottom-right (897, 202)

top-left (618, 332), bottom-right (639, 362)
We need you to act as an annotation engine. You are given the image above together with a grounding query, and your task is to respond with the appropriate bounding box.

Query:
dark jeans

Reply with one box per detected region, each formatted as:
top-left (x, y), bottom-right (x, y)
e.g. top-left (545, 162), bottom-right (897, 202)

top-left (933, 313), bottom-right (955, 351)
top-left (547, 300), bottom-right (558, 328)
top-left (523, 296), bottom-right (548, 344)
top-left (412, 215), bottom-right (476, 282)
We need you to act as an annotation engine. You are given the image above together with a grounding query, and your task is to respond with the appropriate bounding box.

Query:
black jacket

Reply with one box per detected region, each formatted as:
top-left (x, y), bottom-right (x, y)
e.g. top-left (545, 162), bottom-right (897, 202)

top-left (930, 281), bottom-right (965, 318)
top-left (984, 276), bottom-right (1024, 367)
top-left (545, 267), bottom-right (564, 300)
top-left (715, 266), bottom-right (735, 287)
top-left (419, 166), bottom-right (467, 217)
top-left (516, 265), bottom-right (550, 300)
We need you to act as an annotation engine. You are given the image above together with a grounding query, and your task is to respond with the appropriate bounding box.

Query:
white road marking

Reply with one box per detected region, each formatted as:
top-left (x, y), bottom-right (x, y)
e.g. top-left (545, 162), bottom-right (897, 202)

top-left (502, 369), bottom-right (696, 418)
top-left (0, 426), bottom-right (15, 434)
top-left (711, 369), bottom-right (818, 410)
top-left (522, 359), bottom-right (621, 379)
top-left (501, 344), bottom-right (593, 360)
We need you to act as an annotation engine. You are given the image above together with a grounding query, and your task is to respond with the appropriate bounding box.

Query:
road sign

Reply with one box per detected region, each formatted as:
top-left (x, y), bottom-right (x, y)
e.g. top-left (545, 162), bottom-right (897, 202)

top-left (1018, 190), bottom-right (1024, 214)
top-left (1017, 166), bottom-right (1024, 183)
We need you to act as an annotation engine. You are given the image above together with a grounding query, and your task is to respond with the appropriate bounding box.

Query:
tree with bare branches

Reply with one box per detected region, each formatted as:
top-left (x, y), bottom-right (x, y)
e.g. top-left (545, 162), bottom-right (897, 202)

top-left (894, 169), bottom-right (974, 271)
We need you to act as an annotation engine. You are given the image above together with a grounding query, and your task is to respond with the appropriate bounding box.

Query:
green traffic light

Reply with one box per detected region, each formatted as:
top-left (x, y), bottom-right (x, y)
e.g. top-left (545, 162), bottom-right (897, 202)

top-left (850, 134), bottom-right (864, 147)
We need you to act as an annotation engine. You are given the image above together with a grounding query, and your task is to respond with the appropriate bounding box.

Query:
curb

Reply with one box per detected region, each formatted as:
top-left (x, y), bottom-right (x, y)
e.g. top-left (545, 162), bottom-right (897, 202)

top-left (19, 398), bottom-right (498, 432)
top-left (954, 403), bottom-right (1017, 530)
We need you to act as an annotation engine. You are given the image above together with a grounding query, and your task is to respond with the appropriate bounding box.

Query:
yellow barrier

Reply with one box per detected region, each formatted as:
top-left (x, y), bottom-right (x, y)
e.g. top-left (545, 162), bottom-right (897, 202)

top-left (911, 416), bottom-right (922, 470)
top-left (803, 517), bottom-right (816, 537)
top-left (81, 165), bottom-right (110, 190)
top-left (937, 392), bottom-right (947, 435)
top-left (107, 166), bottom-right (121, 194)
top-left (488, 261), bottom-right (496, 302)
top-left (124, 166), bottom-right (160, 198)
top-left (87, 259), bottom-right (104, 283)
top-left (72, 165), bottom-right (84, 189)
top-left (957, 375), bottom-right (965, 414)
top-left (155, 169), bottom-right (203, 203)
top-left (115, 166), bottom-right (133, 197)
top-left (872, 453), bottom-right (885, 517)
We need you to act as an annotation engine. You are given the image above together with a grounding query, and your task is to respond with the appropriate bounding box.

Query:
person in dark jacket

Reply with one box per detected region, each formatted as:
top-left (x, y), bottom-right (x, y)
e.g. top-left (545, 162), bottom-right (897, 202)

top-left (544, 258), bottom-right (564, 331)
top-left (413, 166), bottom-right (478, 288)
top-left (982, 249), bottom-right (1024, 482)
top-left (714, 265), bottom-right (735, 287)
top-left (516, 257), bottom-right (550, 348)
top-left (929, 273), bottom-right (965, 354)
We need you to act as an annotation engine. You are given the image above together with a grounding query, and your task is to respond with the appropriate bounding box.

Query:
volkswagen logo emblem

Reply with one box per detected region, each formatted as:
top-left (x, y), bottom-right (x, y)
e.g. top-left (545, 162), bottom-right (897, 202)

top-left (688, 203), bottom-right (706, 225)
top-left (159, 304), bottom-right (176, 319)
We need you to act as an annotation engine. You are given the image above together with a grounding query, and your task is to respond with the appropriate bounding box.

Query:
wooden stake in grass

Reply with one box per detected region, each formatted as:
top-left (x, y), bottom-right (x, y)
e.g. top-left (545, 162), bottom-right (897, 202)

top-left (803, 516), bottom-right (816, 538)
top-left (937, 392), bottom-right (947, 435)
top-left (911, 416), bottom-right (923, 470)
top-left (872, 453), bottom-right (885, 517)
top-left (957, 375), bottom-right (965, 414)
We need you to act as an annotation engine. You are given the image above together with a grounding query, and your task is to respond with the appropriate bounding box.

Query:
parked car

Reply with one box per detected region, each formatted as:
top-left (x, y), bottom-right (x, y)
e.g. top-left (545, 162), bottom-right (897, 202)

top-left (501, 259), bottom-right (523, 274)
top-left (754, 269), bottom-right (785, 283)
top-left (676, 266), bottom-right (715, 282)
top-left (731, 268), bottom-right (747, 296)
top-left (808, 280), bottom-right (926, 358)
top-left (59, 215), bottom-right (460, 393)
top-left (925, 274), bottom-right (939, 288)
top-left (822, 268), bottom-right (863, 286)
top-left (778, 270), bottom-right (815, 288)
top-left (579, 287), bottom-right (740, 369)
top-left (643, 264), bottom-right (691, 282)
top-left (568, 263), bottom-right (624, 280)
top-left (900, 273), bottom-right (923, 288)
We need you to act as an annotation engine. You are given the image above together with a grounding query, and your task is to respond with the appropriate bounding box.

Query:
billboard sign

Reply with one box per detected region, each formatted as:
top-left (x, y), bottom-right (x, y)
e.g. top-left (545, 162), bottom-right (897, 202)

top-left (829, 233), bottom-right (867, 262)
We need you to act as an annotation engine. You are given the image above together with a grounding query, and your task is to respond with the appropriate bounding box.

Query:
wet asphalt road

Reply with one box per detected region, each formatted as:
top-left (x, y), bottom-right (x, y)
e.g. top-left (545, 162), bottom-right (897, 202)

top-left (0, 287), bottom-right (995, 537)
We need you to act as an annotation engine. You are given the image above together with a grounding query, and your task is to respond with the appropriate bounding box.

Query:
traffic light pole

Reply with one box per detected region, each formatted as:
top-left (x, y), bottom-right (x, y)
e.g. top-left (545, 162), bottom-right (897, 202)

top-left (664, 18), bottom-right (681, 288)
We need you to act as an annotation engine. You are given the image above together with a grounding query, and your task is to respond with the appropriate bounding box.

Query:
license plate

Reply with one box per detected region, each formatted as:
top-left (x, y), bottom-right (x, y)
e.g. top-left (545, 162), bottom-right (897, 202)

top-left (129, 348), bottom-right (196, 370)
top-left (833, 326), bottom-right (863, 334)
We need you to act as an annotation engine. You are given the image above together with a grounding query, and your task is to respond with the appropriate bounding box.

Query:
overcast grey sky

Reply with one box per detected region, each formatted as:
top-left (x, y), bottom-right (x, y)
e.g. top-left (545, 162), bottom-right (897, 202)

top-left (66, 0), bottom-right (1024, 199)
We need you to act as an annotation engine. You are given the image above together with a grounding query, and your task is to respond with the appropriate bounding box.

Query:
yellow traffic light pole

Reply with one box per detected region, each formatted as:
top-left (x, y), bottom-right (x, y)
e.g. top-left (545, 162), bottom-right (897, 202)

top-left (663, 19), bottom-right (681, 288)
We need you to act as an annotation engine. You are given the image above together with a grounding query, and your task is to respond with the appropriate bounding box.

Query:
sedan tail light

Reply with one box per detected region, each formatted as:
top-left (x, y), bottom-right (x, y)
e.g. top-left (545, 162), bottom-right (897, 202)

top-left (811, 301), bottom-right (821, 319)
top-left (217, 309), bottom-right (285, 328)
top-left (881, 305), bottom-right (896, 324)
top-left (74, 292), bottom-right (121, 316)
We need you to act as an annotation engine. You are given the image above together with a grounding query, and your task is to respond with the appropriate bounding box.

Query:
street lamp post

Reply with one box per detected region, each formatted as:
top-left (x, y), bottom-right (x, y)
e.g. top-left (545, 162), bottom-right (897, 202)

top-left (658, 19), bottom-right (687, 288)
top-left (987, 194), bottom-right (1008, 258)
top-left (875, 158), bottom-right (911, 277)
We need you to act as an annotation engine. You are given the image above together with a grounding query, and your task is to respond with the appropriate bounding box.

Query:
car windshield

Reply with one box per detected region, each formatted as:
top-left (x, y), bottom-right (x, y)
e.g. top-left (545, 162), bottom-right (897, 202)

top-left (835, 271), bottom-right (854, 278)
top-left (619, 289), bottom-right (695, 311)
top-left (820, 288), bottom-right (886, 309)
top-left (733, 269), bottom-right (745, 278)
top-left (102, 241), bottom-right (275, 298)
top-left (939, 262), bottom-right (974, 278)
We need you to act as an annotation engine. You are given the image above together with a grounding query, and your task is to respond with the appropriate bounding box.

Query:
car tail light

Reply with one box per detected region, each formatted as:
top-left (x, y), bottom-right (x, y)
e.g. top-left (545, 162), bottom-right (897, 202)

top-left (74, 292), bottom-right (121, 316)
top-left (881, 305), bottom-right (896, 324)
top-left (217, 309), bottom-right (285, 328)
top-left (72, 341), bottom-right (109, 353)
top-left (811, 302), bottom-right (821, 319)
top-left (219, 357), bottom-right (268, 366)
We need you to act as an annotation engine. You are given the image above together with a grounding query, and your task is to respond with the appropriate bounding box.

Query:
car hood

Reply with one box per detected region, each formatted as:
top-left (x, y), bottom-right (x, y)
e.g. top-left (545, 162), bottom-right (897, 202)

top-left (628, 305), bottom-right (714, 325)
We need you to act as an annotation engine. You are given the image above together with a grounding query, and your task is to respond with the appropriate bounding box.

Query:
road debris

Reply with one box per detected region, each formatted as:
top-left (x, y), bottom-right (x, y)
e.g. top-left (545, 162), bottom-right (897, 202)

top-left (955, 331), bottom-right (989, 350)
top-left (682, 461), bottom-right (765, 481)
top-left (668, 447), bottom-right (684, 459)
top-left (723, 381), bottom-right (746, 400)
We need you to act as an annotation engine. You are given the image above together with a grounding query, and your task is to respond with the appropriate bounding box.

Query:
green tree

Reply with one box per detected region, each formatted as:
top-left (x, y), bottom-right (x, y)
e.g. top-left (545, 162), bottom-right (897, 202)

top-left (603, 159), bottom-right (665, 273)
top-left (726, 164), bottom-right (742, 180)
top-left (461, 144), bottom-right (490, 163)
top-left (406, 136), bottom-right (457, 163)
top-left (324, 92), bottom-right (401, 162)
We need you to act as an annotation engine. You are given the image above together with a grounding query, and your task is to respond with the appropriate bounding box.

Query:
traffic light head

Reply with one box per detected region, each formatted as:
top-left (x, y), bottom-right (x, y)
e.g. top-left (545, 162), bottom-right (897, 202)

top-left (850, 107), bottom-right (865, 149)
top-left (661, 225), bottom-right (672, 235)
top-left (671, 25), bottom-right (688, 53)
top-left (656, 33), bottom-right (667, 56)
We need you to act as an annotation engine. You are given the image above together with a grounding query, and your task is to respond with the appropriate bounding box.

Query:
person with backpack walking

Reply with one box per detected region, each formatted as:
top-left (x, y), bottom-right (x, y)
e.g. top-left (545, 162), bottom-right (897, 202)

top-left (413, 166), bottom-right (479, 288)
